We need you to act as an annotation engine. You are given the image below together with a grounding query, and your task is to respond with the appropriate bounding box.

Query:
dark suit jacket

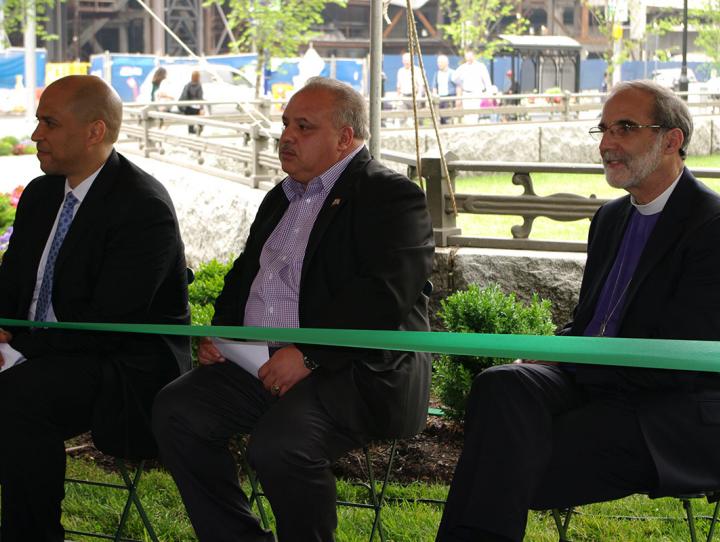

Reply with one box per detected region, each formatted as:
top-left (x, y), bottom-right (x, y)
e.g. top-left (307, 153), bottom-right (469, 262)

top-left (0, 150), bottom-right (191, 457)
top-left (213, 146), bottom-right (435, 439)
top-left (563, 168), bottom-right (720, 493)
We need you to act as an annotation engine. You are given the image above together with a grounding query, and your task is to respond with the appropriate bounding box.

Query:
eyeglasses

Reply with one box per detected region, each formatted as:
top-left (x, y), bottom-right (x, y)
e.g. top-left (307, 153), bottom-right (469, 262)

top-left (588, 121), bottom-right (665, 141)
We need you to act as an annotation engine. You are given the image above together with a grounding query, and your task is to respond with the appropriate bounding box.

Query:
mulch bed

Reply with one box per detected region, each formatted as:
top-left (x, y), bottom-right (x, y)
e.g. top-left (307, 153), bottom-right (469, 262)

top-left (66, 414), bottom-right (465, 486)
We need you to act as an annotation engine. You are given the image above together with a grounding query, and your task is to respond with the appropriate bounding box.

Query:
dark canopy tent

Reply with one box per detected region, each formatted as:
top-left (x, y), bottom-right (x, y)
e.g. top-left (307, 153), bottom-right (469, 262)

top-left (498, 34), bottom-right (582, 93)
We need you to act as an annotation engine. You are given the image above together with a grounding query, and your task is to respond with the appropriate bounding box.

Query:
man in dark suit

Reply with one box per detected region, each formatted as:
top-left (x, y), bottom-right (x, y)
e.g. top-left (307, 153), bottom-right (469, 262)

top-left (0, 75), bottom-right (191, 542)
top-left (436, 80), bottom-right (720, 542)
top-left (152, 76), bottom-right (434, 541)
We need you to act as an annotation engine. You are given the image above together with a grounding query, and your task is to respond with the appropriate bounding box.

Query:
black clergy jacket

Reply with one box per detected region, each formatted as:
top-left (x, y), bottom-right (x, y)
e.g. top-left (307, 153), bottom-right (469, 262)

top-left (561, 168), bottom-right (720, 494)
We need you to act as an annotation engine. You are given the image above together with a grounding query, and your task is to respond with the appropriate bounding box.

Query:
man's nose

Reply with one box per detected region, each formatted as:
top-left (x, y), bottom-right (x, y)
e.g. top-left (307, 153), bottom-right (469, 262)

top-left (30, 124), bottom-right (42, 142)
top-left (280, 127), bottom-right (295, 143)
top-left (598, 131), bottom-right (617, 154)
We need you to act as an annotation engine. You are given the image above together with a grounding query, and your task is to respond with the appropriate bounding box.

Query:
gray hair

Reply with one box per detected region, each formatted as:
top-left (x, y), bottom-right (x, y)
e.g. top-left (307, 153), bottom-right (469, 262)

top-left (608, 80), bottom-right (693, 159)
top-left (301, 76), bottom-right (370, 141)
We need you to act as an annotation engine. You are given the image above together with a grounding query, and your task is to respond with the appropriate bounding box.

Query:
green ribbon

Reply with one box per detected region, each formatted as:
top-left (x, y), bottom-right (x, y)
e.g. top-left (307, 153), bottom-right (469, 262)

top-left (0, 317), bottom-right (718, 373)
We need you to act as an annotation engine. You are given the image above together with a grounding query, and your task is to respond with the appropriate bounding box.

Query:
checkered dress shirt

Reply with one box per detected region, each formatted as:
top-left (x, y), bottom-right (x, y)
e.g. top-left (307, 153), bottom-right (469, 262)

top-left (244, 145), bottom-right (363, 329)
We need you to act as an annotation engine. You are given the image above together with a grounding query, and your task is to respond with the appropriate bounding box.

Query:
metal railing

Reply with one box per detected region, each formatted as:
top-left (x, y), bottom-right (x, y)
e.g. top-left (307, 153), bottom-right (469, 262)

top-left (380, 89), bottom-right (720, 127)
top-left (416, 151), bottom-right (720, 252)
top-left (122, 100), bottom-right (285, 189)
top-left (121, 104), bottom-right (720, 253)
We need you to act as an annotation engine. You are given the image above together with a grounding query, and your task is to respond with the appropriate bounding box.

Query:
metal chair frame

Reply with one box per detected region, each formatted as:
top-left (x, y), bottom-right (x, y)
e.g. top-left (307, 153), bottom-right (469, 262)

top-left (552, 492), bottom-right (720, 542)
top-left (64, 458), bottom-right (159, 542)
top-left (244, 440), bottom-right (398, 542)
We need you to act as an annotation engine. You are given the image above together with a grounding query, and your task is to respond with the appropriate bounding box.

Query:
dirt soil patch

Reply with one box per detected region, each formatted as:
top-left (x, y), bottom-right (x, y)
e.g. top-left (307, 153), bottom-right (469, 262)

top-left (66, 414), bottom-right (464, 486)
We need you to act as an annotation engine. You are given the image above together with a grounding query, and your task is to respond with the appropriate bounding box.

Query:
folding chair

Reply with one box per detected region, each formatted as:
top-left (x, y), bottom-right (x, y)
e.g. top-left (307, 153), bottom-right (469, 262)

top-left (336, 441), bottom-right (398, 542)
top-left (64, 457), bottom-right (159, 542)
top-left (552, 491), bottom-right (720, 542)
top-left (243, 440), bottom-right (398, 542)
top-left (674, 491), bottom-right (720, 542)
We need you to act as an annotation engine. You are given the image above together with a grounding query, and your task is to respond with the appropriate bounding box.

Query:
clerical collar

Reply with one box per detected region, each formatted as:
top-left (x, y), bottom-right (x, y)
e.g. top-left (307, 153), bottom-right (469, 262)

top-left (631, 169), bottom-right (683, 216)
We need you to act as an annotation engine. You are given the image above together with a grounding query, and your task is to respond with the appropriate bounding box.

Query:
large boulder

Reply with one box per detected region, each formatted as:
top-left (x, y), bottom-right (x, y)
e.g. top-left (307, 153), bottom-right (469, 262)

top-left (431, 247), bottom-right (586, 331)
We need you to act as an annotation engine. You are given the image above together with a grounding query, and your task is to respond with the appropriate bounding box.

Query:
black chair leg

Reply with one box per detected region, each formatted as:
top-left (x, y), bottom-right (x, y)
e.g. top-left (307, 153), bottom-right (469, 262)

top-left (365, 440), bottom-right (397, 542)
top-left (65, 458), bottom-right (158, 542)
top-left (552, 507), bottom-right (573, 542)
top-left (116, 460), bottom-right (159, 542)
top-left (681, 498), bottom-right (699, 542)
top-left (706, 498), bottom-right (720, 542)
top-left (240, 452), bottom-right (271, 530)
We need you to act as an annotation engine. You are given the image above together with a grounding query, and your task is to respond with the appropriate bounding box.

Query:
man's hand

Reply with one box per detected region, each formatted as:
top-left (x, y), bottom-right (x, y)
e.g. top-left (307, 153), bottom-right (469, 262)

top-left (0, 328), bottom-right (11, 369)
top-left (197, 337), bottom-right (226, 365)
top-left (258, 345), bottom-right (311, 398)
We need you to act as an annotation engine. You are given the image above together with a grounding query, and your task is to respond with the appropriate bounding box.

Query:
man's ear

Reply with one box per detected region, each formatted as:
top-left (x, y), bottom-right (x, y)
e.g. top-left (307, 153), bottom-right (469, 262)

top-left (338, 125), bottom-right (355, 150)
top-left (664, 127), bottom-right (684, 156)
top-left (87, 120), bottom-right (107, 146)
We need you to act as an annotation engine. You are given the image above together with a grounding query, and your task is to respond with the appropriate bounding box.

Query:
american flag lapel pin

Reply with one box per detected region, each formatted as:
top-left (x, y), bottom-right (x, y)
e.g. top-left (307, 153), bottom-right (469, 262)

top-left (331, 198), bottom-right (341, 207)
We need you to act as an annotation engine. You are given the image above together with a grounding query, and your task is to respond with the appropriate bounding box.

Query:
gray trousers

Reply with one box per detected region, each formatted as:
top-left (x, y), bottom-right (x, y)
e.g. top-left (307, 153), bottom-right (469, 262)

top-left (435, 363), bottom-right (657, 542)
top-left (152, 362), bottom-right (367, 542)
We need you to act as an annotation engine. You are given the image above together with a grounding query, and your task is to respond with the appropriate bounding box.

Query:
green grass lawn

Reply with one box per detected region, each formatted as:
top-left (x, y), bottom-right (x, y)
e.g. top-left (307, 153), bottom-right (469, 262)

top-left (63, 456), bottom-right (719, 541)
top-left (455, 154), bottom-right (720, 243)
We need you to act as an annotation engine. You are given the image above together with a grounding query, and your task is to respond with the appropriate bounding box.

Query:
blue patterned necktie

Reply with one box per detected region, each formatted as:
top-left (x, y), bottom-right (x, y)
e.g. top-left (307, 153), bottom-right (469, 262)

top-left (34, 191), bottom-right (79, 322)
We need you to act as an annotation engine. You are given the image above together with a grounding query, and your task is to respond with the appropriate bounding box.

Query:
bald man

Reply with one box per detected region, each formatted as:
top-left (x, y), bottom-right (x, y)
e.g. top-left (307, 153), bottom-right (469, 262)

top-left (0, 75), bottom-right (191, 541)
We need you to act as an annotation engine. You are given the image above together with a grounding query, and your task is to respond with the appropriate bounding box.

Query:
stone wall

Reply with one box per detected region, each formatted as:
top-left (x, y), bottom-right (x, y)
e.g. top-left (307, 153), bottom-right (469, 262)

top-left (431, 248), bottom-right (585, 332)
top-left (381, 116), bottom-right (718, 169)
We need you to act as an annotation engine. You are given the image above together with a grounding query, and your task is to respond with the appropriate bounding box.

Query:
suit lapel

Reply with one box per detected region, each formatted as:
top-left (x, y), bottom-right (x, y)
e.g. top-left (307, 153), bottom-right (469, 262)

top-left (17, 178), bottom-right (65, 315)
top-left (300, 147), bottom-right (369, 284)
top-left (582, 200), bottom-right (633, 318)
top-left (618, 170), bottom-right (694, 320)
top-left (254, 189), bottom-right (291, 252)
top-left (54, 151), bottom-right (119, 272)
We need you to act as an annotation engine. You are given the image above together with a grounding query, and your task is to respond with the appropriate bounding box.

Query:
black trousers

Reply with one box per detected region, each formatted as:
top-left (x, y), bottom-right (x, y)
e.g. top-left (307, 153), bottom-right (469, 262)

top-left (0, 351), bottom-right (175, 542)
top-left (152, 362), bottom-right (368, 542)
top-left (184, 108), bottom-right (201, 134)
top-left (435, 363), bottom-right (657, 542)
top-left (0, 354), bottom-right (101, 542)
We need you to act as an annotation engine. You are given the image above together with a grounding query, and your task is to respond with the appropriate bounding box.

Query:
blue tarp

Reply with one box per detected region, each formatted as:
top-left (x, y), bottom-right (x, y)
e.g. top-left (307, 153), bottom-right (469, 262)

top-left (74, 51), bottom-right (720, 100)
top-left (89, 53), bottom-right (157, 102)
top-left (264, 58), bottom-right (365, 94)
top-left (0, 49), bottom-right (46, 89)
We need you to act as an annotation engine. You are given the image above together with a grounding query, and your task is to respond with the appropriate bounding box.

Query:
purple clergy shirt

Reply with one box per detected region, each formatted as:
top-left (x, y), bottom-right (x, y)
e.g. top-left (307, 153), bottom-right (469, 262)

top-left (583, 209), bottom-right (661, 337)
top-left (243, 145), bottom-right (363, 329)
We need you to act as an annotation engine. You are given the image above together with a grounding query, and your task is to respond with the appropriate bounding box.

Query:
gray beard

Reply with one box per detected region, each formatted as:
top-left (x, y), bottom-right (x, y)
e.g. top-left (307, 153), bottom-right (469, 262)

top-left (604, 135), bottom-right (664, 190)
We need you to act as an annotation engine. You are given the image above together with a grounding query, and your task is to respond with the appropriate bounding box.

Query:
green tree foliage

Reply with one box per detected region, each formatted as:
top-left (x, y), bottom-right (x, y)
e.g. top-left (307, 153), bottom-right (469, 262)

top-left (207, 0), bottom-right (345, 96)
top-left (581, 0), bottom-right (647, 78)
top-left (187, 258), bottom-right (233, 361)
top-left (188, 258), bottom-right (233, 326)
top-left (438, 0), bottom-right (527, 57)
top-left (433, 283), bottom-right (555, 421)
top-left (0, 193), bottom-right (15, 233)
top-left (2, 0), bottom-right (60, 44)
top-left (692, 0), bottom-right (720, 72)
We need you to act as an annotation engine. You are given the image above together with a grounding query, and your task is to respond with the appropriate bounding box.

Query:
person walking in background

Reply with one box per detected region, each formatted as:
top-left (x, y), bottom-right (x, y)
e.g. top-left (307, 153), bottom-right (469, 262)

top-left (432, 54), bottom-right (456, 125)
top-left (503, 69), bottom-right (521, 122)
top-left (396, 52), bottom-right (424, 125)
top-left (149, 66), bottom-right (171, 128)
top-left (453, 50), bottom-right (493, 123)
top-left (179, 70), bottom-right (204, 135)
top-left (150, 67), bottom-right (169, 102)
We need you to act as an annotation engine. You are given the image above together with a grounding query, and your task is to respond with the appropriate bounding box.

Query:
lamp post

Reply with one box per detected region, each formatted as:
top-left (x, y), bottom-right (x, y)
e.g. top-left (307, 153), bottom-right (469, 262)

top-left (369, 0), bottom-right (382, 158)
top-left (678, 0), bottom-right (689, 99)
